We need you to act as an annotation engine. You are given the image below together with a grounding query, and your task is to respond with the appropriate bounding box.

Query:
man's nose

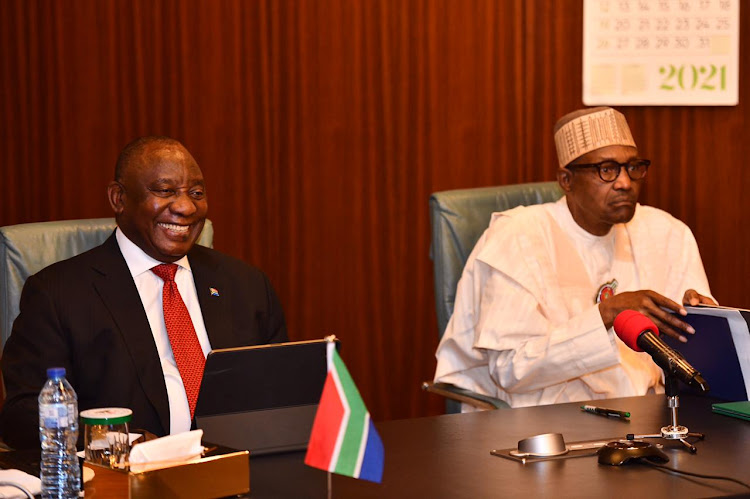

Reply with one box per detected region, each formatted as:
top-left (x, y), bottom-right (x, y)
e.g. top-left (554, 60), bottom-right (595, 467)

top-left (612, 166), bottom-right (632, 189)
top-left (170, 192), bottom-right (198, 216)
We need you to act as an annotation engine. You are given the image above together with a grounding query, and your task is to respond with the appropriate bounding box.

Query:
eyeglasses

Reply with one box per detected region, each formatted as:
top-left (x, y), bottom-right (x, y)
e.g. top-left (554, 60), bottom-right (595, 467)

top-left (566, 159), bottom-right (651, 182)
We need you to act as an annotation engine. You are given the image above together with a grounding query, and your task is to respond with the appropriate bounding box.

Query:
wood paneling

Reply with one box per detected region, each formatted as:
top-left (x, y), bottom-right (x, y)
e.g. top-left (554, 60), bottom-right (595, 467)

top-left (1, 0), bottom-right (748, 420)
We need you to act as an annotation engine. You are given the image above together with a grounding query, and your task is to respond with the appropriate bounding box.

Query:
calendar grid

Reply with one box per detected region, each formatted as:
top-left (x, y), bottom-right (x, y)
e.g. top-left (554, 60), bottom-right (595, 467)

top-left (583, 0), bottom-right (739, 106)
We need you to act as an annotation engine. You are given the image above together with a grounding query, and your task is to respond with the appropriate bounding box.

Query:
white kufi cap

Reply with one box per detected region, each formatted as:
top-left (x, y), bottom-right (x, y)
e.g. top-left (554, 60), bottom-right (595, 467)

top-left (554, 107), bottom-right (636, 167)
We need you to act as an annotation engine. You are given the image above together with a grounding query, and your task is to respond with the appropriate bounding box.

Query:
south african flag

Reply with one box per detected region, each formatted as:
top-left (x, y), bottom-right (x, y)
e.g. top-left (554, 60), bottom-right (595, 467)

top-left (304, 341), bottom-right (384, 483)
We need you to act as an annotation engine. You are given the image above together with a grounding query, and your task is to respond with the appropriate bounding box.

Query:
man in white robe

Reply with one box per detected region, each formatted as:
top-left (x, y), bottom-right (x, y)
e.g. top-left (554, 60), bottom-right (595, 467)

top-left (434, 107), bottom-right (715, 409)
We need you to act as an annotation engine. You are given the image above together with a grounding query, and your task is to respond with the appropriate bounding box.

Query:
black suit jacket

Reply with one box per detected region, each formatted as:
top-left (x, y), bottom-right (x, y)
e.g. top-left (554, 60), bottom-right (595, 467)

top-left (0, 234), bottom-right (287, 449)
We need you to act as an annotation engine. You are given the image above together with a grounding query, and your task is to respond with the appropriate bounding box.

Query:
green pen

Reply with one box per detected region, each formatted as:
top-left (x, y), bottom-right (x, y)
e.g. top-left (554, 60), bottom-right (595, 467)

top-left (580, 404), bottom-right (630, 420)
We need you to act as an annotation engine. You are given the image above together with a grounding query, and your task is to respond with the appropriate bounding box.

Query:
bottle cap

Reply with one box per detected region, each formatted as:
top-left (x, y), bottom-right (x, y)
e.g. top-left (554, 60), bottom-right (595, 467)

top-left (46, 367), bottom-right (66, 378)
top-left (80, 408), bottom-right (133, 425)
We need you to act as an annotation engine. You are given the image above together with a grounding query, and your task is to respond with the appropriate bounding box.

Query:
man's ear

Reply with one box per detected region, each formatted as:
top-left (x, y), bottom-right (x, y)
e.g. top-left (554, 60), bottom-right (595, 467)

top-left (107, 181), bottom-right (125, 214)
top-left (557, 167), bottom-right (574, 193)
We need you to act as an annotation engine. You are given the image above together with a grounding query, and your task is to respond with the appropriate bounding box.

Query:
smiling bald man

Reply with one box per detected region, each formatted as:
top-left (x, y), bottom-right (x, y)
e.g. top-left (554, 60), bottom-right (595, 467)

top-left (1, 136), bottom-right (287, 449)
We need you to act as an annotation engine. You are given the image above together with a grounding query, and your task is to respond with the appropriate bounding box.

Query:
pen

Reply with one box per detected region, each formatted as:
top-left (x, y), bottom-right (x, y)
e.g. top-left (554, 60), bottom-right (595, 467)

top-left (580, 405), bottom-right (630, 419)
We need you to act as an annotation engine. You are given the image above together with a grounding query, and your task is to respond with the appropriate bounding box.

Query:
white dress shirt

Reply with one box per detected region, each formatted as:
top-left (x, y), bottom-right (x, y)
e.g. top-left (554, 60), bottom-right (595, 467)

top-left (115, 228), bottom-right (212, 434)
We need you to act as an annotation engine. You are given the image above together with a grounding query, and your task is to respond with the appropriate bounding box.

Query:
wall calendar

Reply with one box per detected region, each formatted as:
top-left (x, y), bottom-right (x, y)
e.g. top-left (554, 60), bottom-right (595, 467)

top-left (583, 0), bottom-right (739, 106)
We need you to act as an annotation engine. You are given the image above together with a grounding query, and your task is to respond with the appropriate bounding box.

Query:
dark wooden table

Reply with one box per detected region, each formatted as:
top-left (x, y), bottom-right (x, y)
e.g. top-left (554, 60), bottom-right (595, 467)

top-left (249, 394), bottom-right (750, 498)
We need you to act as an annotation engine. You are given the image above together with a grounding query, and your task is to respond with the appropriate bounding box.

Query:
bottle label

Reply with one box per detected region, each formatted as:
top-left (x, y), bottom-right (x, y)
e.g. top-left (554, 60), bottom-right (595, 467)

top-left (40, 403), bottom-right (75, 428)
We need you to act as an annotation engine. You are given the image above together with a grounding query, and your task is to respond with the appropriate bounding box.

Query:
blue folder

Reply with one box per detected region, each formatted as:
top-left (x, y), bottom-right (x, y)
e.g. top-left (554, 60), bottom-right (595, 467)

top-left (662, 306), bottom-right (750, 402)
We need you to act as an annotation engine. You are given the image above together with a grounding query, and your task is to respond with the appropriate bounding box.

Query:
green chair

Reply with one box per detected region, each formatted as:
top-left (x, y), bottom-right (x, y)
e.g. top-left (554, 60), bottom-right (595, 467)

top-left (424, 182), bottom-right (563, 413)
top-left (0, 218), bottom-right (214, 350)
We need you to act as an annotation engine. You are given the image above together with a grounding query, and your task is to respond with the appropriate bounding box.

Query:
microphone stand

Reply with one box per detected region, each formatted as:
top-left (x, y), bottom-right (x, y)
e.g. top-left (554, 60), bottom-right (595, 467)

top-left (625, 374), bottom-right (704, 453)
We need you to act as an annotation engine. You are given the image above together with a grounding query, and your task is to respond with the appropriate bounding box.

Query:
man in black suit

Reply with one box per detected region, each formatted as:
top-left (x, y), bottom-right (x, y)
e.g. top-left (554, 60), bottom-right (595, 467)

top-left (0, 137), bottom-right (287, 449)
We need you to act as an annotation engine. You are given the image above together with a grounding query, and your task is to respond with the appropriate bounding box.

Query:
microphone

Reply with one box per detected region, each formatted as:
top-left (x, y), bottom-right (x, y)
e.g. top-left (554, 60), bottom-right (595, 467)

top-left (613, 310), bottom-right (709, 393)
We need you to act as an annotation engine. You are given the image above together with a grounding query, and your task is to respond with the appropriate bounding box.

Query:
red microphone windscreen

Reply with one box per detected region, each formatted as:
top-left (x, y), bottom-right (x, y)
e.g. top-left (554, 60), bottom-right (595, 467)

top-left (613, 310), bottom-right (659, 352)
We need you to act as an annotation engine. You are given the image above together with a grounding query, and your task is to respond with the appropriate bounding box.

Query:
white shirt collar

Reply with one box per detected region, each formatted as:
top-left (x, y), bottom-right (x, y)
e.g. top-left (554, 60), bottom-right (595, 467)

top-left (115, 227), bottom-right (191, 279)
top-left (556, 196), bottom-right (616, 246)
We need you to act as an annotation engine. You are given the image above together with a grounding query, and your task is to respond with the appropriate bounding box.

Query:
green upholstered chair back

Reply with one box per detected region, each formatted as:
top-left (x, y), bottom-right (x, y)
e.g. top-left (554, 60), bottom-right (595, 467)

top-left (0, 218), bottom-right (214, 349)
top-left (429, 182), bottom-right (563, 338)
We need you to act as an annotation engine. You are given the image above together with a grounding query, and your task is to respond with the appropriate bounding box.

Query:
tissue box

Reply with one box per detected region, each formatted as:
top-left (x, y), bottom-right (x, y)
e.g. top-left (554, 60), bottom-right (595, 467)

top-left (83, 447), bottom-right (249, 498)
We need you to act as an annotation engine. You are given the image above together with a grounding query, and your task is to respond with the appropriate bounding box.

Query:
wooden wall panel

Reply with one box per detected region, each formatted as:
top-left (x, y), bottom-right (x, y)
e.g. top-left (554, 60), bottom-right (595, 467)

top-left (1, 0), bottom-right (748, 421)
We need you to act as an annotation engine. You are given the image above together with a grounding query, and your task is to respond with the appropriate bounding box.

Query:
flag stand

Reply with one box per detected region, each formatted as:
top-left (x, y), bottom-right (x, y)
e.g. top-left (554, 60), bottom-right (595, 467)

top-left (327, 471), bottom-right (332, 499)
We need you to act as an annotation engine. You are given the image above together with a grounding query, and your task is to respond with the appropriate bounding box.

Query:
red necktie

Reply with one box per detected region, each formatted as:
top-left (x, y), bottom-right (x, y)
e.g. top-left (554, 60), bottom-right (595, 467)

top-left (151, 263), bottom-right (205, 418)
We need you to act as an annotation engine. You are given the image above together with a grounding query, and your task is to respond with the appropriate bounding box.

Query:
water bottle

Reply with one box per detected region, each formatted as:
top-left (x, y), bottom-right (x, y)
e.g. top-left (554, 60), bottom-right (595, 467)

top-left (39, 367), bottom-right (81, 498)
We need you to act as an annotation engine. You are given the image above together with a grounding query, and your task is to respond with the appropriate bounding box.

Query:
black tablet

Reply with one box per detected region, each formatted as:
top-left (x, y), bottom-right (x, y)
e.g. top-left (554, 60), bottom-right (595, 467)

top-left (195, 338), bottom-right (339, 455)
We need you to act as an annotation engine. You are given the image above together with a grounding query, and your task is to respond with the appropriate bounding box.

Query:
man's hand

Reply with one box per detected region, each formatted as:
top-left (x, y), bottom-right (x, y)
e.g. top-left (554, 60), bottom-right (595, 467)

top-left (682, 289), bottom-right (717, 307)
top-left (598, 290), bottom-right (694, 342)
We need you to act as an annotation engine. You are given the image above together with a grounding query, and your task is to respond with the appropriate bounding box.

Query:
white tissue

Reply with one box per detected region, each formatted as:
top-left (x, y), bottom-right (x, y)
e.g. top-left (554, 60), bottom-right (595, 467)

top-left (128, 429), bottom-right (204, 472)
top-left (0, 469), bottom-right (42, 498)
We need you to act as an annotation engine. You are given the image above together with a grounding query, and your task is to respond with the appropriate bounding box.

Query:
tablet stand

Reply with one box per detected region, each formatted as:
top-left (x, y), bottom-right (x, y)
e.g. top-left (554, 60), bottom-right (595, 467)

top-left (625, 375), bottom-right (704, 453)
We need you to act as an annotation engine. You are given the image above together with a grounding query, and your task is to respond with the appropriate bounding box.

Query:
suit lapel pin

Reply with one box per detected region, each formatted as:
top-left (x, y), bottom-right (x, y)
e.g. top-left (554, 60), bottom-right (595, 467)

top-left (209, 287), bottom-right (220, 297)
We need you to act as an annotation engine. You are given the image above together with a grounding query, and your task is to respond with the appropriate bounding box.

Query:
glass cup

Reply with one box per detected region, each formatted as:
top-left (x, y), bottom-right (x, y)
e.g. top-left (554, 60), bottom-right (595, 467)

top-left (81, 408), bottom-right (133, 470)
